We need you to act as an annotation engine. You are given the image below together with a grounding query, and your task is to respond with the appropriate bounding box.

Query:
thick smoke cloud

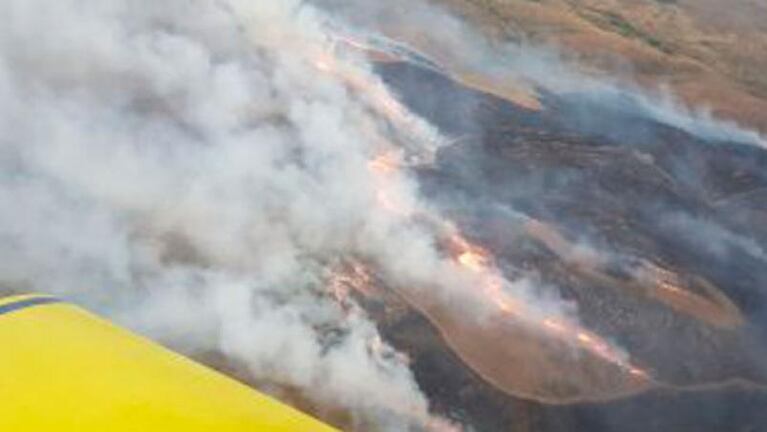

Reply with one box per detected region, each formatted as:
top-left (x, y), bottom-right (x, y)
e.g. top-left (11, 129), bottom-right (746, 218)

top-left (3, 0), bottom-right (766, 430)
top-left (0, 0), bottom-right (469, 429)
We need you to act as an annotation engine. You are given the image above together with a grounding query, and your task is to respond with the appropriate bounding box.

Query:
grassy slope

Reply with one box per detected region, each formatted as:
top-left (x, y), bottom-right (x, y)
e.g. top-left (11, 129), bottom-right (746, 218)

top-left (438, 0), bottom-right (767, 132)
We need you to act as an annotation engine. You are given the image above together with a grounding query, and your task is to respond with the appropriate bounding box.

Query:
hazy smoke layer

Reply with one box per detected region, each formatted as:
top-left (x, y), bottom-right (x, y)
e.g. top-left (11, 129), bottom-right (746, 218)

top-left (0, 0), bottom-right (467, 429)
top-left (3, 0), bottom-right (766, 430)
top-left (315, 0), bottom-right (767, 147)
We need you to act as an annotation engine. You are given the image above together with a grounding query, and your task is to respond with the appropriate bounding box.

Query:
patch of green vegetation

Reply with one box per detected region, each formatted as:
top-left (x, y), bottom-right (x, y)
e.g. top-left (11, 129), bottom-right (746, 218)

top-left (579, 8), bottom-right (674, 54)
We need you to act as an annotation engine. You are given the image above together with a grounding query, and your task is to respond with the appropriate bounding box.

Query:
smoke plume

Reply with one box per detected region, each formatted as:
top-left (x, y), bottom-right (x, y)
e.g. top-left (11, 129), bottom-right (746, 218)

top-left (2, 0), bottom-right (766, 430)
top-left (0, 0), bottom-right (467, 429)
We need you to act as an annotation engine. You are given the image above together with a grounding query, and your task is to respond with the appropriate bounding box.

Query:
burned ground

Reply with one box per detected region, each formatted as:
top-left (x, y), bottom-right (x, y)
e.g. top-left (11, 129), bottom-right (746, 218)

top-left (359, 59), bottom-right (767, 431)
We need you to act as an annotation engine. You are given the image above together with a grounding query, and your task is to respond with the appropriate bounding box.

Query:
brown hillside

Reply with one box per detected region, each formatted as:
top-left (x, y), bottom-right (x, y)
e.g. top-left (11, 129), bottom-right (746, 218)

top-left (438, 0), bottom-right (767, 132)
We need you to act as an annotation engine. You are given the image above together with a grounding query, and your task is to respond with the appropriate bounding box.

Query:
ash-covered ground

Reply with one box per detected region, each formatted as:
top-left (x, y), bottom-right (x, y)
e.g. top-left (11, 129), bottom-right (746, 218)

top-left (3, 2), bottom-right (767, 431)
top-left (358, 59), bottom-right (767, 431)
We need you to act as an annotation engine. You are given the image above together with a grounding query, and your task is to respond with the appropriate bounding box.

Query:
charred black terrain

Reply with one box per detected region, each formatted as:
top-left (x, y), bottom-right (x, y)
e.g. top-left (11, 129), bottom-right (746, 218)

top-left (366, 60), bottom-right (767, 431)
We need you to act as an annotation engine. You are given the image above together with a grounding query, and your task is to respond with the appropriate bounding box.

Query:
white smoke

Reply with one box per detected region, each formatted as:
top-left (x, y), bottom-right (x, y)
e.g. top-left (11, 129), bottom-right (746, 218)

top-left (314, 0), bottom-right (767, 148)
top-left (3, 0), bottom-right (764, 429)
top-left (0, 0), bottom-right (471, 429)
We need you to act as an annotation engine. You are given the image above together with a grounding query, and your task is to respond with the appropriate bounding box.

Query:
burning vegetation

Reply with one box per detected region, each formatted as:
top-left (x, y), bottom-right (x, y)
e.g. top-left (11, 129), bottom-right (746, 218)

top-left (3, 1), bottom-right (767, 431)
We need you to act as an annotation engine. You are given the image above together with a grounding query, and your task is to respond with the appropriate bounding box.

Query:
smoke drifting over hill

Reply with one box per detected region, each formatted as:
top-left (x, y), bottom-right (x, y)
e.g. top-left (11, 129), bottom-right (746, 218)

top-left (0, 1), bottom-right (456, 429)
top-left (1, 1), bottom-right (765, 431)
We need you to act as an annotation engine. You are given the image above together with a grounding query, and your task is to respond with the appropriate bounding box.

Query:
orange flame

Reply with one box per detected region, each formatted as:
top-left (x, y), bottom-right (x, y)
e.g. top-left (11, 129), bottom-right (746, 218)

top-left (316, 31), bottom-right (649, 382)
top-left (364, 149), bottom-right (650, 379)
top-left (327, 262), bottom-right (464, 431)
top-left (312, 44), bottom-right (410, 130)
top-left (446, 228), bottom-right (649, 379)
top-left (367, 151), bottom-right (401, 175)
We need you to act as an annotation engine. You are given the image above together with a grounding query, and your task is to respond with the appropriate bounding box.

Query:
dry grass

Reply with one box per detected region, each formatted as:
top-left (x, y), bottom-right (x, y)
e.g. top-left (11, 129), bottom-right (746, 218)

top-left (437, 0), bottom-right (767, 132)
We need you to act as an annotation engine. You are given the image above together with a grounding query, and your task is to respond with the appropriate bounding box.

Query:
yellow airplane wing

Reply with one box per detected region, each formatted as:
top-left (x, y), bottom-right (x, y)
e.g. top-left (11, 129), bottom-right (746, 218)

top-left (0, 294), bottom-right (338, 432)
